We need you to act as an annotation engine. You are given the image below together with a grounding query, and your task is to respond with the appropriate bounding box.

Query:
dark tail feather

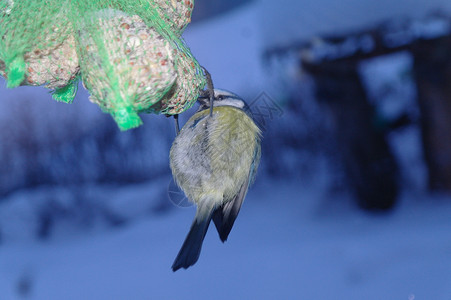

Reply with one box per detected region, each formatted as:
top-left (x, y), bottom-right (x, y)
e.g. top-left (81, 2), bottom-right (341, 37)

top-left (172, 211), bottom-right (213, 272)
top-left (212, 179), bottom-right (249, 242)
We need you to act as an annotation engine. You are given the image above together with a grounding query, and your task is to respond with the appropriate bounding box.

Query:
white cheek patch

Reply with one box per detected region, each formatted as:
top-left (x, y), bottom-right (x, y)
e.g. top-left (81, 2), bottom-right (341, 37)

top-left (213, 89), bottom-right (237, 99)
top-left (216, 99), bottom-right (245, 109)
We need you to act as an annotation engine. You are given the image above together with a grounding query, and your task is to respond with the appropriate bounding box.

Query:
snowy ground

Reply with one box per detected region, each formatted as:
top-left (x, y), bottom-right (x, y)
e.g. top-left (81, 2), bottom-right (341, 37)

top-left (1, 176), bottom-right (451, 299)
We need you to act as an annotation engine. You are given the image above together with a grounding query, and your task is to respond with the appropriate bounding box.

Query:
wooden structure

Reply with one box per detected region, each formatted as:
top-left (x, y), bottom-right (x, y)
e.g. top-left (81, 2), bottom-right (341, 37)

top-left (411, 36), bottom-right (451, 191)
top-left (267, 15), bottom-right (451, 210)
top-left (303, 58), bottom-right (399, 210)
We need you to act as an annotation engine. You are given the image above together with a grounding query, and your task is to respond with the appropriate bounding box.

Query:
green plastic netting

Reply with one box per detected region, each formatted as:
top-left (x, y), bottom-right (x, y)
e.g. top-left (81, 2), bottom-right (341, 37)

top-left (0, 0), bottom-right (205, 130)
top-left (0, 0), bottom-right (79, 102)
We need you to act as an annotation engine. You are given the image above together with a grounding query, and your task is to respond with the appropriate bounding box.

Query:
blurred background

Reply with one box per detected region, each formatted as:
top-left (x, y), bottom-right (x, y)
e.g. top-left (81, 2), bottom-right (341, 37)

top-left (1, 0), bottom-right (451, 299)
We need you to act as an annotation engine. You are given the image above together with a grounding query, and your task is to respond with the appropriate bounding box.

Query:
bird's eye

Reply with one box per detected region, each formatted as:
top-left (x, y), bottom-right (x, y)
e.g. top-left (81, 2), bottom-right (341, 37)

top-left (217, 95), bottom-right (225, 100)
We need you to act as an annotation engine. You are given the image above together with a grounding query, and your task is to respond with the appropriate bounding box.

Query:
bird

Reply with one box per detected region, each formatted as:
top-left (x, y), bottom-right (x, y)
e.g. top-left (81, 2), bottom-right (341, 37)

top-left (170, 88), bottom-right (261, 271)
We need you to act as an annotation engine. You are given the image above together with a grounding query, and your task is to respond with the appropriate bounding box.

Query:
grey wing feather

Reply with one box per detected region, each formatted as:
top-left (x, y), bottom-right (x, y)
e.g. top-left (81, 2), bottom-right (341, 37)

top-left (212, 177), bottom-right (249, 242)
top-left (213, 143), bottom-right (260, 242)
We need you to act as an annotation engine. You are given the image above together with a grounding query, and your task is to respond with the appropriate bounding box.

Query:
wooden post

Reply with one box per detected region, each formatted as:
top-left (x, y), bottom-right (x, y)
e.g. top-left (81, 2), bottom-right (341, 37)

top-left (304, 59), bottom-right (399, 210)
top-left (412, 36), bottom-right (451, 191)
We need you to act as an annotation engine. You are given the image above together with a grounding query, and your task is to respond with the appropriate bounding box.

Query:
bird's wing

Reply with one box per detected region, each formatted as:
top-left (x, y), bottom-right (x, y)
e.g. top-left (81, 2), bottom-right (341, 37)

top-left (212, 176), bottom-right (250, 242)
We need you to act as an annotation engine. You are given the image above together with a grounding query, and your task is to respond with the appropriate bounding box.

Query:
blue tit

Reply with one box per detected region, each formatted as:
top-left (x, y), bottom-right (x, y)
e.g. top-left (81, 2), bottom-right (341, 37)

top-left (170, 89), bottom-right (261, 271)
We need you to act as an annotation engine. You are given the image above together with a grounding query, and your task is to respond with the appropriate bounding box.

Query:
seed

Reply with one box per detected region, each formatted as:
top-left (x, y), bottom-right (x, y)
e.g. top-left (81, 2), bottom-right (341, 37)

top-left (120, 23), bottom-right (130, 30)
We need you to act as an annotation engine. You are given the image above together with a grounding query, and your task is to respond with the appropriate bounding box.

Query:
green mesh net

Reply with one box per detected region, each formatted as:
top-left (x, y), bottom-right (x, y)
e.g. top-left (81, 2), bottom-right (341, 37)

top-left (0, 0), bottom-right (205, 130)
top-left (0, 0), bottom-right (79, 102)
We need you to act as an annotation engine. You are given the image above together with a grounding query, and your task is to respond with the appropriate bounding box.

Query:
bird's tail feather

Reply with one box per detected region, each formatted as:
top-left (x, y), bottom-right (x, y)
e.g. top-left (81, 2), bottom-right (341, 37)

top-left (172, 206), bottom-right (213, 272)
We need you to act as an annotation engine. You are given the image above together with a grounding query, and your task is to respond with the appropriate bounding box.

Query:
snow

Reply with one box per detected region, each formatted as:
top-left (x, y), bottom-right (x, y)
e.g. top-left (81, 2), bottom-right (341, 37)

top-left (0, 1), bottom-right (451, 299)
top-left (1, 178), bottom-right (451, 299)
top-left (183, 2), bottom-right (268, 99)
top-left (261, 0), bottom-right (451, 49)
